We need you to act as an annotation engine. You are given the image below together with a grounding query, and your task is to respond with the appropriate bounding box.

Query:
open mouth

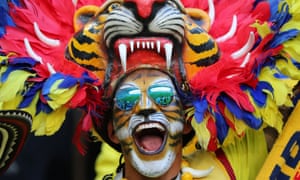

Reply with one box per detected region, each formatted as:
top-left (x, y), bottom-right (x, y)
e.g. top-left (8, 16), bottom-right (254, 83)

top-left (133, 122), bottom-right (167, 155)
top-left (113, 37), bottom-right (174, 72)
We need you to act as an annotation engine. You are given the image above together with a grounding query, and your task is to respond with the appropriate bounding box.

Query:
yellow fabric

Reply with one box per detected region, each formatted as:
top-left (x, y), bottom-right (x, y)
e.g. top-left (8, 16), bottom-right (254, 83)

top-left (222, 128), bottom-right (268, 180)
top-left (95, 128), bottom-right (269, 180)
top-left (95, 143), bottom-right (231, 180)
top-left (95, 143), bottom-right (121, 180)
top-left (185, 151), bottom-right (230, 180)
top-left (257, 102), bottom-right (300, 179)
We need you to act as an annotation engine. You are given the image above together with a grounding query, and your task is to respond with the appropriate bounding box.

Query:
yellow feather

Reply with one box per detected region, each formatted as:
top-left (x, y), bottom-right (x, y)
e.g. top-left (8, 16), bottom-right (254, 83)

top-left (32, 106), bottom-right (68, 136)
top-left (48, 79), bottom-right (78, 110)
top-left (45, 106), bottom-right (68, 135)
top-left (0, 70), bottom-right (32, 102)
top-left (1, 94), bottom-right (23, 110)
top-left (261, 97), bottom-right (284, 133)
top-left (276, 59), bottom-right (300, 79)
top-left (282, 36), bottom-right (300, 62)
top-left (222, 128), bottom-right (239, 147)
top-left (224, 107), bottom-right (248, 136)
top-left (32, 112), bottom-right (47, 135)
top-left (191, 115), bottom-right (211, 150)
top-left (259, 67), bottom-right (293, 106)
top-left (245, 90), bottom-right (283, 132)
top-left (251, 22), bottom-right (271, 38)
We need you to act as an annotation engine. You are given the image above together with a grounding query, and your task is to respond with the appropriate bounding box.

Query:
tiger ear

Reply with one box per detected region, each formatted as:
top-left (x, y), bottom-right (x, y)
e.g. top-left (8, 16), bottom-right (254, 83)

top-left (185, 8), bottom-right (211, 32)
top-left (73, 5), bottom-right (101, 32)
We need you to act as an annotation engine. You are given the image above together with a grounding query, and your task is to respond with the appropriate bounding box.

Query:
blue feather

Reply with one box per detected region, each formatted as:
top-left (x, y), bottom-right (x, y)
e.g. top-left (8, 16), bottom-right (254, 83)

top-left (294, 94), bottom-right (300, 105)
top-left (1, 66), bottom-right (14, 83)
top-left (193, 98), bottom-right (208, 123)
top-left (292, 58), bottom-right (300, 69)
top-left (19, 83), bottom-right (43, 109)
top-left (214, 111), bottom-right (229, 144)
top-left (0, 57), bottom-right (38, 83)
top-left (269, 29), bottom-right (300, 48)
top-left (0, 1), bottom-right (16, 37)
top-left (243, 82), bottom-right (273, 107)
top-left (42, 74), bottom-right (64, 100)
top-left (270, 2), bottom-right (291, 31)
top-left (36, 99), bottom-right (53, 114)
top-left (58, 76), bottom-right (78, 89)
top-left (268, 0), bottom-right (281, 21)
top-left (222, 95), bottom-right (263, 129)
top-left (10, 0), bottom-right (22, 7)
top-left (10, 57), bottom-right (38, 67)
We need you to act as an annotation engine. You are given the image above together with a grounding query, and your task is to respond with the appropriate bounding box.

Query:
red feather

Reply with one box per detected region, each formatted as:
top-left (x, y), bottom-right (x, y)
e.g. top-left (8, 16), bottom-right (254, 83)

top-left (206, 117), bottom-right (218, 151)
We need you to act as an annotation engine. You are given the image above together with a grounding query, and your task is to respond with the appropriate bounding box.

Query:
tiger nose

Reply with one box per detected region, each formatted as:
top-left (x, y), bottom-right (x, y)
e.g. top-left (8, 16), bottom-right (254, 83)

top-left (125, 0), bottom-right (165, 19)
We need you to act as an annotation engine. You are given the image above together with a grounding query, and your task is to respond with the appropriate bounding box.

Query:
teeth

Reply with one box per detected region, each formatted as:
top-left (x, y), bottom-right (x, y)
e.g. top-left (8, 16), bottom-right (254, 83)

top-left (151, 42), bottom-right (154, 49)
top-left (118, 43), bottom-right (127, 72)
top-left (156, 41), bottom-right (161, 53)
top-left (130, 40), bottom-right (134, 52)
top-left (117, 40), bottom-right (174, 71)
top-left (164, 43), bottom-right (173, 70)
top-left (136, 123), bottom-right (165, 133)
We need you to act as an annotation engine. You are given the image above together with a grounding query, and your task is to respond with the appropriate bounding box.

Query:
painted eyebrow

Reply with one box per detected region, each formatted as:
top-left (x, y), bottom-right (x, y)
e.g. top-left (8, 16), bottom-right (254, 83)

top-left (119, 83), bottom-right (137, 89)
top-left (152, 79), bottom-right (172, 85)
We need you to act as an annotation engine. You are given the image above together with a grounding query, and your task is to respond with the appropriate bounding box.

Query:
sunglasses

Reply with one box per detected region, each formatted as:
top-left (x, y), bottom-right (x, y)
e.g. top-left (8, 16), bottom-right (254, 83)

top-left (115, 84), bottom-right (174, 111)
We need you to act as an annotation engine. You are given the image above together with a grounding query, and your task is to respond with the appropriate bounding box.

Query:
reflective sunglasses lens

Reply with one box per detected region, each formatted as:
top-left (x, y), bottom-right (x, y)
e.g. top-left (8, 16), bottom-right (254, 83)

top-left (115, 87), bottom-right (141, 111)
top-left (148, 85), bottom-right (174, 106)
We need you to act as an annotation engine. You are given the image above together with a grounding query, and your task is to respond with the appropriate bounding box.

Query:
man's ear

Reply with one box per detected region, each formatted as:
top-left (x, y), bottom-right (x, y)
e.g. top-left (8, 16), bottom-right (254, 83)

top-left (107, 120), bottom-right (119, 144)
top-left (73, 5), bottom-right (100, 32)
top-left (183, 121), bottom-right (193, 135)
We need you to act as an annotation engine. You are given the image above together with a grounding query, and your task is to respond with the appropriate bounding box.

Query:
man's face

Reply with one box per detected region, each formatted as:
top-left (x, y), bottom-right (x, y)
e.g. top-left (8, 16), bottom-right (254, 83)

top-left (112, 69), bottom-right (185, 178)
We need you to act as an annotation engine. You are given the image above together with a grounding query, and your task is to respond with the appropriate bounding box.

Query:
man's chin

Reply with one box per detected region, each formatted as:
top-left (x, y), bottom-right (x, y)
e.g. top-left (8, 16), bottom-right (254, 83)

top-left (129, 149), bottom-right (176, 178)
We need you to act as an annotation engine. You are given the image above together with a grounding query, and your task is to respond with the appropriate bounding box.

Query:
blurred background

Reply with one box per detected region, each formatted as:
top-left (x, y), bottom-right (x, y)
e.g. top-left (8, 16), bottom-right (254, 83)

top-left (1, 110), bottom-right (102, 180)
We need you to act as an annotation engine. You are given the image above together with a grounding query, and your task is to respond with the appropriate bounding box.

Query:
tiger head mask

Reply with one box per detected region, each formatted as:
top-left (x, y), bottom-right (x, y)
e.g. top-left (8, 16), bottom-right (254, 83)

top-left (65, 0), bottom-right (219, 93)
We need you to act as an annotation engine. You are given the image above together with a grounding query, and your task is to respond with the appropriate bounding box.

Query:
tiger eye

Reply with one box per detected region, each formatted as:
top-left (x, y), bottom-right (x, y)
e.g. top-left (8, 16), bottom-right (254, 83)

top-left (108, 3), bottom-right (121, 12)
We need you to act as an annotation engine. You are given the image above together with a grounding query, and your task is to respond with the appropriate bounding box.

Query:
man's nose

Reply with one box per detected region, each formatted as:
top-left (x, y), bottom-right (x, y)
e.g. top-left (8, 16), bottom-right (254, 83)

top-left (136, 93), bottom-right (157, 115)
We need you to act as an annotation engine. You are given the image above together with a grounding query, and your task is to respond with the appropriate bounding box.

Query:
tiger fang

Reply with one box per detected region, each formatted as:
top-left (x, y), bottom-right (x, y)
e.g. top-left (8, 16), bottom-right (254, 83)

top-left (115, 37), bottom-right (174, 71)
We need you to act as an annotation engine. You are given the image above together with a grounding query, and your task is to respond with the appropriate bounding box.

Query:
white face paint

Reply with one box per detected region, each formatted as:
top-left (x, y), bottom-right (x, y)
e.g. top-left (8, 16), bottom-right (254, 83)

top-left (130, 148), bottom-right (176, 177)
top-left (113, 69), bottom-right (184, 178)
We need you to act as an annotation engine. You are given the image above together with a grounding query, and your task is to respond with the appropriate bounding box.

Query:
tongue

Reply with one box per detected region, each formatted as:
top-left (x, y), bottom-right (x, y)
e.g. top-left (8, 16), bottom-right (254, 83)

top-left (140, 135), bottom-right (162, 151)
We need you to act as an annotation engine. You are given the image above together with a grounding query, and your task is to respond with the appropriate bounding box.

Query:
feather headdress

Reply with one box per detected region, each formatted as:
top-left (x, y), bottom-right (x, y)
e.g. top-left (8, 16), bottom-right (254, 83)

top-left (0, 0), bottom-right (299, 156)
